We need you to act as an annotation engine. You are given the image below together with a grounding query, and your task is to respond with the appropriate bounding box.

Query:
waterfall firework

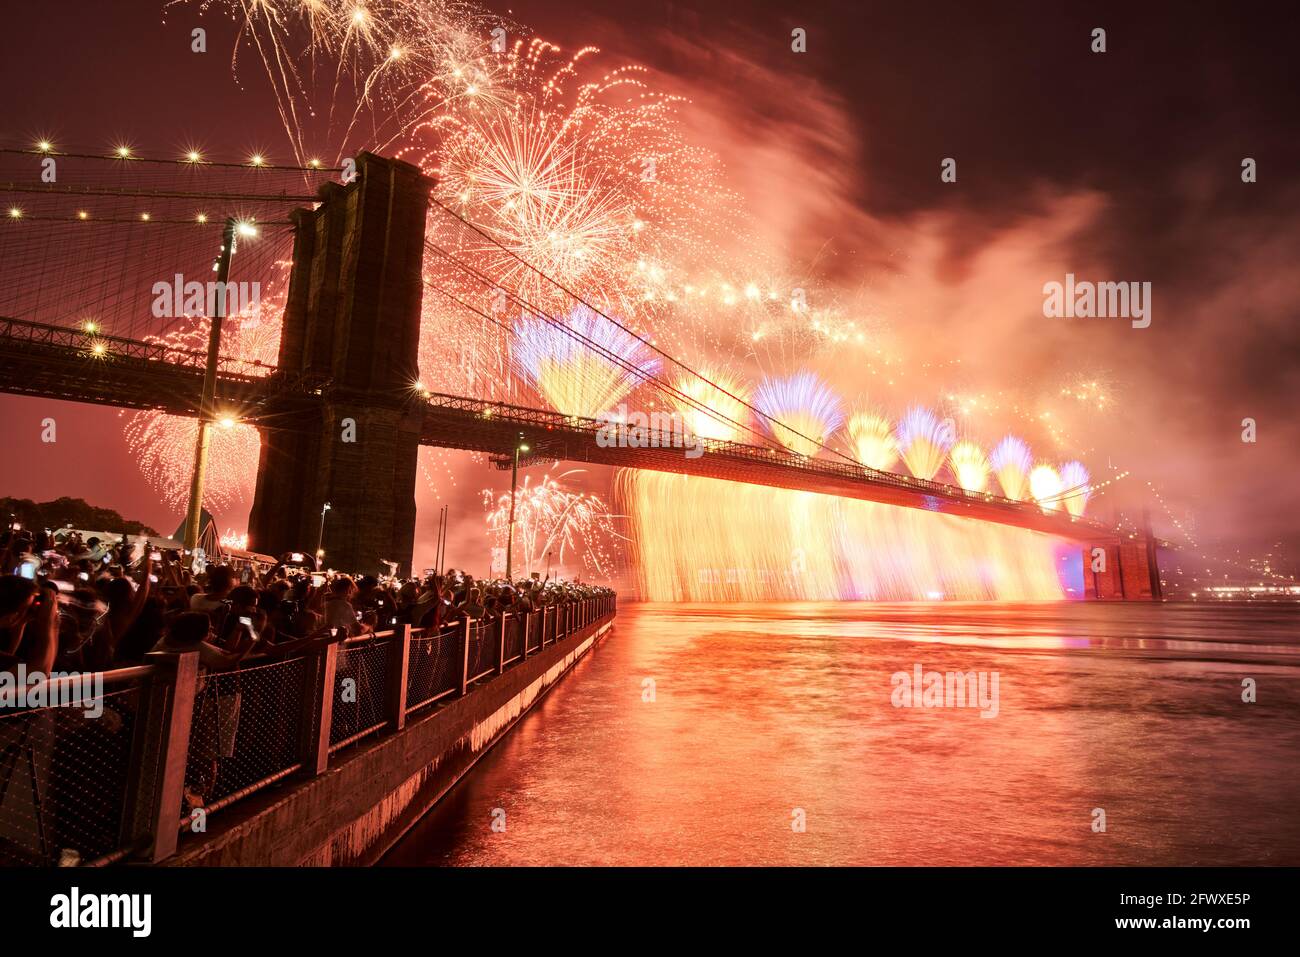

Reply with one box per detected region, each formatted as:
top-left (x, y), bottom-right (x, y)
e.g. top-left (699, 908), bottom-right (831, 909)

top-left (618, 470), bottom-right (1069, 601)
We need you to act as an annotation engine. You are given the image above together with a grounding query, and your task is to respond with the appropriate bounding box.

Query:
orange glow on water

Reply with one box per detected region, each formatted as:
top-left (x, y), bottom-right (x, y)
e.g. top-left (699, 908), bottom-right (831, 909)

top-left (618, 471), bottom-right (1071, 601)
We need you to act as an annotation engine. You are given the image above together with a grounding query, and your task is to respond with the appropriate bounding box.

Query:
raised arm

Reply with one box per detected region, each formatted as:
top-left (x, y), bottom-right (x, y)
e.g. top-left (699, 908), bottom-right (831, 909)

top-left (23, 584), bottom-right (59, 675)
top-left (129, 552), bottom-right (154, 620)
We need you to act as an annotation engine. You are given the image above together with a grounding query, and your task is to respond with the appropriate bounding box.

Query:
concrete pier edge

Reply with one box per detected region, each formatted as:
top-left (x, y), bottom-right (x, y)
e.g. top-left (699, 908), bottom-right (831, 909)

top-left (163, 614), bottom-right (614, 866)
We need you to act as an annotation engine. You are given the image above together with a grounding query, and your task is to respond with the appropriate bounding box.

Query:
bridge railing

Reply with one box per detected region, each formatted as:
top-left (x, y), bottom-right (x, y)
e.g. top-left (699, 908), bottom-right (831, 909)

top-left (0, 594), bottom-right (616, 867)
top-left (0, 314), bottom-right (275, 379)
top-left (421, 391), bottom-right (1108, 537)
top-left (0, 316), bottom-right (1108, 537)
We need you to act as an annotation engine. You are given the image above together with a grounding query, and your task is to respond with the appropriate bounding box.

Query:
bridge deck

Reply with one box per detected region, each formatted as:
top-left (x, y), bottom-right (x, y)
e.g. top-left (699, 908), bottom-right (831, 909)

top-left (418, 393), bottom-right (1106, 541)
top-left (0, 316), bottom-right (1109, 541)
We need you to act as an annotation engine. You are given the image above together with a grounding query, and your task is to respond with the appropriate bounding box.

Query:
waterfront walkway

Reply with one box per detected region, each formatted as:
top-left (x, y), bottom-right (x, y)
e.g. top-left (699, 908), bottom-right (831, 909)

top-left (0, 594), bottom-right (615, 866)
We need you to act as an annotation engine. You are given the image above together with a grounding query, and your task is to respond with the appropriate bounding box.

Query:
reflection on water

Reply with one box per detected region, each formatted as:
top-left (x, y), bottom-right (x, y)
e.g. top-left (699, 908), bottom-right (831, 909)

top-left (382, 602), bottom-right (1300, 866)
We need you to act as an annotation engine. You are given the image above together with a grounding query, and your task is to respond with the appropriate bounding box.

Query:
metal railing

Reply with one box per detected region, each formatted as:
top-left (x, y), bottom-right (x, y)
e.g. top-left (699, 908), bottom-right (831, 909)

top-left (0, 315), bottom-right (275, 378)
top-left (0, 594), bottom-right (616, 865)
top-left (422, 391), bottom-right (1052, 512)
top-left (419, 391), bottom-right (1114, 541)
top-left (1, 316), bottom-right (1116, 542)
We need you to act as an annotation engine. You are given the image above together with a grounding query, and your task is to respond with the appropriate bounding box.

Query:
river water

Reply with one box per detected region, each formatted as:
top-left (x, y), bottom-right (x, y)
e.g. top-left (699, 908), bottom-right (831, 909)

top-left (382, 601), bottom-right (1300, 866)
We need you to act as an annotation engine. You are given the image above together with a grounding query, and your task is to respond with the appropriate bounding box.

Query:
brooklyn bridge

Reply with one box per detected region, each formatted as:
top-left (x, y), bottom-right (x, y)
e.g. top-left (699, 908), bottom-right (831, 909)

top-left (0, 150), bottom-right (1159, 597)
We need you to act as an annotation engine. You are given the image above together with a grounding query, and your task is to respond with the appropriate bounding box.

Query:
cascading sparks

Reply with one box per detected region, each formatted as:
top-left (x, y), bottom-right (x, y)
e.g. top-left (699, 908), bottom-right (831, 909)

top-left (511, 304), bottom-right (662, 418)
top-left (846, 411), bottom-right (899, 471)
top-left (753, 371), bottom-right (844, 456)
top-left (618, 470), bottom-right (1073, 601)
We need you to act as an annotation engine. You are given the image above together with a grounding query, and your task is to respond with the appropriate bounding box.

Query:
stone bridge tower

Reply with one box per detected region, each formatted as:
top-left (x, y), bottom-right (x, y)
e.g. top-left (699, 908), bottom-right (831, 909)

top-left (248, 152), bottom-right (434, 575)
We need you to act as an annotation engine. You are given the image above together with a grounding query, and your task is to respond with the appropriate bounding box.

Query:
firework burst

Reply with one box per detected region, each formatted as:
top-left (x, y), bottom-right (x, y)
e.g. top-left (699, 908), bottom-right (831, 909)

top-left (949, 440), bottom-right (991, 492)
top-left (122, 257), bottom-right (283, 518)
top-left (177, 0), bottom-right (507, 166)
top-left (895, 407), bottom-right (954, 481)
top-left (1029, 463), bottom-right (1065, 513)
top-left (511, 304), bottom-right (662, 418)
top-left (122, 311), bottom-right (280, 516)
top-left (846, 411), bottom-right (899, 472)
top-left (482, 469), bottom-right (624, 577)
top-left (1059, 460), bottom-right (1092, 517)
top-left (989, 435), bottom-right (1034, 501)
top-left (409, 37), bottom-right (735, 405)
top-left (668, 367), bottom-right (749, 442)
top-left (753, 371), bottom-right (844, 457)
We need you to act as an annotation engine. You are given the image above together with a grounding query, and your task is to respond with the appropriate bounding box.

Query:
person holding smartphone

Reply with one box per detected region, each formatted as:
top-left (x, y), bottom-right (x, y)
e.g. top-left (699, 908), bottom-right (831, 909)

top-left (220, 585), bottom-right (271, 649)
top-left (91, 551), bottom-right (153, 670)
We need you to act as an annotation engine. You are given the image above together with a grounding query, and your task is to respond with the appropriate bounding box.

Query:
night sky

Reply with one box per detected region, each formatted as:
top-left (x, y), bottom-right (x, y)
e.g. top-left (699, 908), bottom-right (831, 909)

top-left (2, 1), bottom-right (1297, 574)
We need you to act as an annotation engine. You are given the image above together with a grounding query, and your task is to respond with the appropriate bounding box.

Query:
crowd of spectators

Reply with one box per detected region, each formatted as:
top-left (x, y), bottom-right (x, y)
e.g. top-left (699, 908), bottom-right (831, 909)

top-left (1, 526), bottom-right (614, 678)
top-left (0, 526), bottom-right (613, 863)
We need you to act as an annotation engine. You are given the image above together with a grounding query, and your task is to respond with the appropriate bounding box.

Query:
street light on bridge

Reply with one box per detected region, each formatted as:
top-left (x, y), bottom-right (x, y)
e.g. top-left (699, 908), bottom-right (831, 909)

top-left (505, 434), bottom-right (530, 582)
top-left (181, 217), bottom-right (257, 551)
top-left (317, 502), bottom-right (332, 562)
